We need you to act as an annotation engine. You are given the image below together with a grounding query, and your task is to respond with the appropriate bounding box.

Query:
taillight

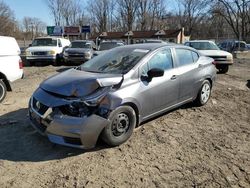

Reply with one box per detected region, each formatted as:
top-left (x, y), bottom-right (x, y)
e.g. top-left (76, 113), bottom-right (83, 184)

top-left (19, 59), bottom-right (23, 69)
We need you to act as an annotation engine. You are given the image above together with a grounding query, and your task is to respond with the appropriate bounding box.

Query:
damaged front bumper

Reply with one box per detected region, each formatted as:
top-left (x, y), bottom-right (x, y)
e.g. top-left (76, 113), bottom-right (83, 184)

top-left (29, 88), bottom-right (110, 149)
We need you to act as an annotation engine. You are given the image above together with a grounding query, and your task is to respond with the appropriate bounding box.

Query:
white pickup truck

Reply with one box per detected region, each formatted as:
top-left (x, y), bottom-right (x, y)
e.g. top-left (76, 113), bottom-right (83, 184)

top-left (25, 37), bottom-right (71, 66)
top-left (0, 36), bottom-right (24, 102)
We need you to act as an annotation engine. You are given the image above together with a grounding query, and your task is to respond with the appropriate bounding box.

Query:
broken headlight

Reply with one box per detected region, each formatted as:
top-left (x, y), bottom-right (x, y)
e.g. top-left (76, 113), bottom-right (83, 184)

top-left (84, 87), bottom-right (110, 107)
top-left (60, 101), bottom-right (91, 117)
top-left (59, 87), bottom-right (110, 117)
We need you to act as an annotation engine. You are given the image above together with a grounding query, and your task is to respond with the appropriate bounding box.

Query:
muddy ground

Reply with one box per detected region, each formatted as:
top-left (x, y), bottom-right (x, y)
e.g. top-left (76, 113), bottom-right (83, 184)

top-left (0, 60), bottom-right (249, 188)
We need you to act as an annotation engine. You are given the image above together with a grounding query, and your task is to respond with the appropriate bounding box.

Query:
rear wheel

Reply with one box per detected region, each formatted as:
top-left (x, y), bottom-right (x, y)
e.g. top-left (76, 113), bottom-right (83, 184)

top-left (195, 80), bottom-right (211, 106)
top-left (101, 106), bottom-right (136, 146)
top-left (0, 80), bottom-right (7, 103)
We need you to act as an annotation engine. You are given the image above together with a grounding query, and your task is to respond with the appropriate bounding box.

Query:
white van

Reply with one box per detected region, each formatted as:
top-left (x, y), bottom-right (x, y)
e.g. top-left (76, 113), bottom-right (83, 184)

top-left (0, 36), bottom-right (24, 102)
top-left (25, 37), bottom-right (71, 65)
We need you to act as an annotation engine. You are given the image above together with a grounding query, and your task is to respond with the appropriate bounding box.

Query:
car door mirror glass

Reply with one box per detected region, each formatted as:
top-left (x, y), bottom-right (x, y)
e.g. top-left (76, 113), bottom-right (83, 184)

top-left (148, 68), bottom-right (164, 78)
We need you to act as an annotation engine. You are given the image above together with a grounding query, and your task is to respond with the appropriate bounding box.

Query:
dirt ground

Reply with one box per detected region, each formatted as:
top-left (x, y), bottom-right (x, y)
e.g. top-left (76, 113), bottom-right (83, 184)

top-left (0, 60), bottom-right (249, 188)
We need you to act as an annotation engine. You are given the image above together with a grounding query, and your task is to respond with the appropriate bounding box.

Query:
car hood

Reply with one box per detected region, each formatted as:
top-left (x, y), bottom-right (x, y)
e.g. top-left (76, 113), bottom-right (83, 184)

top-left (199, 50), bottom-right (232, 57)
top-left (26, 46), bottom-right (57, 52)
top-left (40, 68), bottom-right (123, 97)
top-left (66, 48), bottom-right (91, 53)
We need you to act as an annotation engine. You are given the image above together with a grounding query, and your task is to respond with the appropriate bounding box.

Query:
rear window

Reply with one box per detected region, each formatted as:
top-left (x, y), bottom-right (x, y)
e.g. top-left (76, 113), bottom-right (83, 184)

top-left (175, 49), bottom-right (195, 66)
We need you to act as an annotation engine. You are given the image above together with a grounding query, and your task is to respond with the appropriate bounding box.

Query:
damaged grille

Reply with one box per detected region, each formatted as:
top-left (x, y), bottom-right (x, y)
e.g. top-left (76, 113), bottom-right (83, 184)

top-left (32, 97), bottom-right (49, 115)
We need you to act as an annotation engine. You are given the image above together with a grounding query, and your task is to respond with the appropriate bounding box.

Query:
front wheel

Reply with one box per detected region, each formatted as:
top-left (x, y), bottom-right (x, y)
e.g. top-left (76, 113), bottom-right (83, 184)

top-left (195, 80), bottom-right (211, 106)
top-left (0, 80), bottom-right (7, 103)
top-left (101, 106), bottom-right (136, 146)
top-left (217, 65), bottom-right (229, 73)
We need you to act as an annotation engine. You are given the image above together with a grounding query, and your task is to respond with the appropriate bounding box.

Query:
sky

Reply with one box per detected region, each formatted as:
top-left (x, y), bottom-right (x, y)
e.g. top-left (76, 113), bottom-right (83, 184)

top-left (4, 0), bottom-right (53, 25)
top-left (4, 0), bottom-right (178, 27)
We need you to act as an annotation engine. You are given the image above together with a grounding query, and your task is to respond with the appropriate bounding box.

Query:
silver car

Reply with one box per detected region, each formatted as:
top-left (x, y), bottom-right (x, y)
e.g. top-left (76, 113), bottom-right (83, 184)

top-left (63, 40), bottom-right (96, 64)
top-left (29, 44), bottom-right (216, 149)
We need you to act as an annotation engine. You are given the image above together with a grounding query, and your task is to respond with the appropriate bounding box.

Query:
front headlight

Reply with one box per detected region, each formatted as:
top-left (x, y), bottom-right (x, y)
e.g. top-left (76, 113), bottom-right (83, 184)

top-left (63, 51), bottom-right (68, 56)
top-left (48, 50), bottom-right (56, 55)
top-left (84, 87), bottom-right (110, 106)
top-left (227, 54), bottom-right (233, 60)
top-left (25, 50), bottom-right (31, 56)
top-left (85, 51), bottom-right (91, 57)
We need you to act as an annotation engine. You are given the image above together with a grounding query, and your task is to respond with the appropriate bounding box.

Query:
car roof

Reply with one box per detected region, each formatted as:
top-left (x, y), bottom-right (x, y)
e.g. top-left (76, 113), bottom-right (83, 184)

top-left (35, 37), bottom-right (62, 39)
top-left (71, 40), bottom-right (93, 42)
top-left (100, 41), bottom-right (124, 43)
top-left (115, 43), bottom-right (191, 51)
top-left (187, 40), bottom-right (215, 43)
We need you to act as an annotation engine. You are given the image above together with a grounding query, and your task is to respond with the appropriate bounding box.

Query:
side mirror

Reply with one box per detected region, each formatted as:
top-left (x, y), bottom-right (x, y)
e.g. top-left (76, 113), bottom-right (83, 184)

top-left (142, 68), bottom-right (164, 82)
top-left (148, 68), bottom-right (164, 79)
top-left (29, 44), bottom-right (32, 47)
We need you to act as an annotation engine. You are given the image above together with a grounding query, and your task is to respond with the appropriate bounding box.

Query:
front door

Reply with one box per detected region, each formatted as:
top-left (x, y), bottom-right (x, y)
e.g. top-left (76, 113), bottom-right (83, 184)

top-left (138, 48), bottom-right (180, 119)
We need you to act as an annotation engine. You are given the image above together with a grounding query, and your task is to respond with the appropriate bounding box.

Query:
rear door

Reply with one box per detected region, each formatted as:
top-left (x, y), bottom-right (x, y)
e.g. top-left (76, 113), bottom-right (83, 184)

top-left (138, 48), bottom-right (180, 118)
top-left (174, 48), bottom-right (200, 102)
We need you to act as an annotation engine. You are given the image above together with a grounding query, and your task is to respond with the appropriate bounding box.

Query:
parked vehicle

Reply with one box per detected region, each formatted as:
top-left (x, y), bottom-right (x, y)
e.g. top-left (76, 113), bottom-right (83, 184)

top-left (25, 37), bottom-right (70, 66)
top-left (93, 41), bottom-right (124, 56)
top-left (185, 40), bottom-right (233, 73)
top-left (218, 40), bottom-right (248, 53)
top-left (0, 36), bottom-right (23, 102)
top-left (29, 43), bottom-right (216, 149)
top-left (63, 40), bottom-right (96, 64)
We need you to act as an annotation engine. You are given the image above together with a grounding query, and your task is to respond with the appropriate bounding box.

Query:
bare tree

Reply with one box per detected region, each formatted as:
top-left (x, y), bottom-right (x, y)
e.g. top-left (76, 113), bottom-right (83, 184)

top-left (149, 0), bottom-right (167, 30)
top-left (22, 17), bottom-right (46, 39)
top-left (88, 0), bottom-right (111, 32)
top-left (118, 0), bottom-right (139, 31)
top-left (176, 0), bottom-right (210, 35)
top-left (0, 0), bottom-right (16, 35)
top-left (213, 0), bottom-right (250, 40)
top-left (137, 0), bottom-right (152, 30)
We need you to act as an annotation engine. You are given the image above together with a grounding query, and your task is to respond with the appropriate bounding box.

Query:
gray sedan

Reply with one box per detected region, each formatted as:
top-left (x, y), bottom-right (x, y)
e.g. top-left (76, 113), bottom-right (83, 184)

top-left (29, 44), bottom-right (216, 149)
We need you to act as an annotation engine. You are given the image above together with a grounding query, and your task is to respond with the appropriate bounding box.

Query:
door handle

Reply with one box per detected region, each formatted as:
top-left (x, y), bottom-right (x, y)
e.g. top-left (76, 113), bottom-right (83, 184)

top-left (171, 75), bottom-right (177, 80)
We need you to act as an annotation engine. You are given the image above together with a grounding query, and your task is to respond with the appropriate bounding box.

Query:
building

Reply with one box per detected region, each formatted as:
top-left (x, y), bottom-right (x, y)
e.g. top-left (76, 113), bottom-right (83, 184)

top-left (90, 28), bottom-right (190, 44)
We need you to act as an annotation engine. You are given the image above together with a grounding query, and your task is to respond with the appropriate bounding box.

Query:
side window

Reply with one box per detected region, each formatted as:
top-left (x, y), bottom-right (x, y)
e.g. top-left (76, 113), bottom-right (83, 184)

top-left (140, 63), bottom-right (148, 77)
top-left (191, 51), bottom-right (199, 62)
top-left (175, 49), bottom-right (194, 66)
top-left (58, 39), bottom-right (62, 47)
top-left (148, 49), bottom-right (173, 70)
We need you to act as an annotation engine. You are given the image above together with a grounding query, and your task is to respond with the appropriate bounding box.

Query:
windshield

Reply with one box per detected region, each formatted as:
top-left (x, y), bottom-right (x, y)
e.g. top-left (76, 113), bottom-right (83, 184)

top-left (189, 42), bottom-right (220, 50)
top-left (70, 42), bottom-right (91, 49)
top-left (80, 47), bottom-right (149, 74)
top-left (32, 38), bottom-right (57, 47)
top-left (99, 42), bottom-right (123, 51)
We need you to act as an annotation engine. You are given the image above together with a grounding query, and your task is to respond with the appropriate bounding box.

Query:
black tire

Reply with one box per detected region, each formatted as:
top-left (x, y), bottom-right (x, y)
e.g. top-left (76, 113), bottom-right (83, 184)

top-left (218, 65), bottom-right (229, 73)
top-left (0, 80), bottom-right (7, 103)
top-left (53, 54), bottom-right (61, 66)
top-left (101, 106), bottom-right (136, 146)
top-left (195, 80), bottom-right (211, 106)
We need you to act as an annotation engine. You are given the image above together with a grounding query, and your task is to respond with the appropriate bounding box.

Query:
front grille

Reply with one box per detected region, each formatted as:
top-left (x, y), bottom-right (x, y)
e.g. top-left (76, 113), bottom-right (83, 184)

top-left (32, 97), bottom-right (49, 115)
top-left (208, 56), bottom-right (227, 61)
top-left (32, 51), bottom-right (47, 56)
top-left (68, 54), bottom-right (84, 57)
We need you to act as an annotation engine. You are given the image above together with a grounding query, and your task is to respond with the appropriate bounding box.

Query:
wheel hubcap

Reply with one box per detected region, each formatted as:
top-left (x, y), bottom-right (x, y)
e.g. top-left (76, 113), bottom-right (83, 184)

top-left (201, 83), bottom-right (210, 103)
top-left (0, 84), bottom-right (4, 101)
top-left (112, 113), bottom-right (129, 137)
